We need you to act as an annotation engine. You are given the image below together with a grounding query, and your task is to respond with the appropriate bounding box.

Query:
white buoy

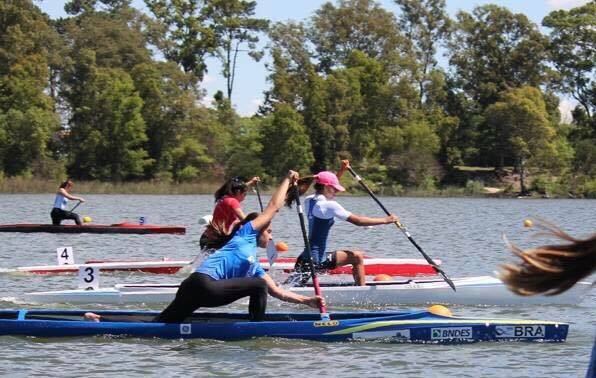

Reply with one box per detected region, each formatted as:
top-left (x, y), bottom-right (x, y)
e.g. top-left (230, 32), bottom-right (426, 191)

top-left (198, 214), bottom-right (213, 225)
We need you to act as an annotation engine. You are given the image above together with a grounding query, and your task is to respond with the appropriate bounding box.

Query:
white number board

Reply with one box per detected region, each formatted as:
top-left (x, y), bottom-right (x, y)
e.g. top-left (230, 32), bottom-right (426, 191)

top-left (77, 266), bottom-right (100, 290)
top-left (56, 247), bottom-right (74, 265)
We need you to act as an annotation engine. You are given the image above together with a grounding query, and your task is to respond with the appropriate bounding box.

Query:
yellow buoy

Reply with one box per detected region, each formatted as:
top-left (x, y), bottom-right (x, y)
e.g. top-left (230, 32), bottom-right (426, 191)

top-left (83, 216), bottom-right (92, 223)
top-left (523, 219), bottom-right (533, 228)
top-left (427, 304), bottom-right (453, 317)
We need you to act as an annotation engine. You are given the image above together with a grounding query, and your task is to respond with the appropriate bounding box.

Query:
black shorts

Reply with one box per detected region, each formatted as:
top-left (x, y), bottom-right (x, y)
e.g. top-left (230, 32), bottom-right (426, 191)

top-left (295, 251), bottom-right (338, 272)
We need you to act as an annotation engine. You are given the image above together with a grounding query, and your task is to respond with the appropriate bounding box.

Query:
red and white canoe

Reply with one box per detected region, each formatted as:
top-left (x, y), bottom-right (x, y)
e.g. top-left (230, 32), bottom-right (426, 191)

top-left (8, 257), bottom-right (441, 277)
top-left (0, 223), bottom-right (185, 234)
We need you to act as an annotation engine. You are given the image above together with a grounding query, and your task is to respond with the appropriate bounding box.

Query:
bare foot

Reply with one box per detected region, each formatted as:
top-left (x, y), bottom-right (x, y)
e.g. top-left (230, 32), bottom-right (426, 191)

top-left (84, 312), bottom-right (101, 322)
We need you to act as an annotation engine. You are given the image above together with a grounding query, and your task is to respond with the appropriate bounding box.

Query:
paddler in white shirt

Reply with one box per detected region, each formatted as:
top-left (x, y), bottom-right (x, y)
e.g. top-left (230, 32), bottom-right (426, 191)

top-left (51, 179), bottom-right (85, 225)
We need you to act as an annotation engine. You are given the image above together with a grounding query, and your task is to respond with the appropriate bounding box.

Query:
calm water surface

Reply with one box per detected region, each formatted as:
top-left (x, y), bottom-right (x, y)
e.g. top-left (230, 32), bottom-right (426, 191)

top-left (0, 194), bottom-right (594, 377)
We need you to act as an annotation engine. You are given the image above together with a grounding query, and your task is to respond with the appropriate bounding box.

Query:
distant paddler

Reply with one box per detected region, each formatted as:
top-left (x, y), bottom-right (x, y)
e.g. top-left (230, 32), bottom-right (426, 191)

top-left (50, 179), bottom-right (86, 226)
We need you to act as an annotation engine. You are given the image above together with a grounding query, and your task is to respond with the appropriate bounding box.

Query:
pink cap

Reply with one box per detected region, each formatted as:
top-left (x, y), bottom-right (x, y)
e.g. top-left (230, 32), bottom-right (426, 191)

top-left (315, 171), bottom-right (345, 192)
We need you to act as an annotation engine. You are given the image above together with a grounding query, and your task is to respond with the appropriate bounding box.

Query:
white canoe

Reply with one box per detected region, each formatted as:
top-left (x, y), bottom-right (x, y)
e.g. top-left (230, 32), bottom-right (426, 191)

top-left (8, 257), bottom-right (440, 277)
top-left (22, 276), bottom-right (591, 306)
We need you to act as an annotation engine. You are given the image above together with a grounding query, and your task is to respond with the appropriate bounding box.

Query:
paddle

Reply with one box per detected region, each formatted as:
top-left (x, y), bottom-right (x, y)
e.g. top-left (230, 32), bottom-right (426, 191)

top-left (292, 183), bottom-right (330, 321)
top-left (346, 166), bottom-right (456, 292)
top-left (255, 181), bottom-right (278, 266)
top-left (69, 200), bottom-right (82, 213)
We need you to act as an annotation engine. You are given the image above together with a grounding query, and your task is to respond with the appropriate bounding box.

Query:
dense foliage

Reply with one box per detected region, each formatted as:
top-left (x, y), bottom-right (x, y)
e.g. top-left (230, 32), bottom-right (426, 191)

top-left (0, 0), bottom-right (594, 197)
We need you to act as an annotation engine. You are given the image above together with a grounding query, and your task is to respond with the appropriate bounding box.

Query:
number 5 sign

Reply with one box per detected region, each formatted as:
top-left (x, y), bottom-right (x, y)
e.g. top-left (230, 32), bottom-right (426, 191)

top-left (77, 266), bottom-right (100, 290)
top-left (56, 247), bottom-right (74, 265)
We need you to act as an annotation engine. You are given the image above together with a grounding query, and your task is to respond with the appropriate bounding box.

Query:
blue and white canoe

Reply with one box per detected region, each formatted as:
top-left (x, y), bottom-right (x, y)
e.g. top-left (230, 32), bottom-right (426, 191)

top-left (22, 276), bottom-right (591, 306)
top-left (0, 309), bottom-right (568, 343)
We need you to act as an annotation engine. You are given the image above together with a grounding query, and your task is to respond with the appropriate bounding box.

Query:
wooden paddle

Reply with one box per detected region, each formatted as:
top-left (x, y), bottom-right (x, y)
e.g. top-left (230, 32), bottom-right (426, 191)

top-left (346, 166), bottom-right (456, 292)
top-left (255, 181), bottom-right (279, 266)
top-left (292, 183), bottom-right (330, 320)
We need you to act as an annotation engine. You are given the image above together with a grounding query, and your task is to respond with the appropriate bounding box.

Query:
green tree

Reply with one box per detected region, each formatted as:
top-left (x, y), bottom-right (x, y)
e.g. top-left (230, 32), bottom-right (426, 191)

top-left (309, 0), bottom-right (406, 72)
top-left (205, 0), bottom-right (269, 101)
top-left (378, 119), bottom-right (441, 187)
top-left (225, 117), bottom-right (264, 178)
top-left (66, 67), bottom-right (151, 180)
top-left (61, 1), bottom-right (152, 71)
top-left (543, 2), bottom-right (595, 121)
top-left (260, 104), bottom-right (314, 177)
top-left (145, 0), bottom-right (216, 84)
top-left (484, 86), bottom-right (564, 193)
top-left (395, 0), bottom-right (451, 107)
top-left (131, 62), bottom-right (199, 178)
top-left (0, 0), bottom-right (61, 176)
top-left (448, 5), bottom-right (549, 108)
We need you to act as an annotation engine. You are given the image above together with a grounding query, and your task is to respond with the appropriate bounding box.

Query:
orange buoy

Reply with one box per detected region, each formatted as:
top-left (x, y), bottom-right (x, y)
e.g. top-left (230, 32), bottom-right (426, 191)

top-left (427, 304), bottom-right (453, 317)
top-left (373, 273), bottom-right (392, 282)
top-left (275, 241), bottom-right (289, 252)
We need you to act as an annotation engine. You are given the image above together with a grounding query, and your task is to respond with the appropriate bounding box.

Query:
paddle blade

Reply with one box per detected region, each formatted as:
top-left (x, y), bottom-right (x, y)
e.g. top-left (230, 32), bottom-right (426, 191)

top-left (266, 241), bottom-right (278, 266)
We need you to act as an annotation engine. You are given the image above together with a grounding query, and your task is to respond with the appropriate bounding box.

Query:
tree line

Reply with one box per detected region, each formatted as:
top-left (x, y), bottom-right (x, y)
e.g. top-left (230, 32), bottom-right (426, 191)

top-left (0, 0), bottom-right (594, 196)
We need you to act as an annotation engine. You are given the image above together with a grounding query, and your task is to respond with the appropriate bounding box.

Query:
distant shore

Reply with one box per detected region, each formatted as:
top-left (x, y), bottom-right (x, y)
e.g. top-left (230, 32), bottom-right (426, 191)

top-left (0, 176), bottom-right (568, 198)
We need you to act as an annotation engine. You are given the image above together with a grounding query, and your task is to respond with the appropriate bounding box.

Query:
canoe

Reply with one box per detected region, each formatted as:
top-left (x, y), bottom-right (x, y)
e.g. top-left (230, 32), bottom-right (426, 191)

top-left (11, 257), bottom-right (440, 276)
top-left (22, 276), bottom-right (590, 306)
top-left (0, 223), bottom-right (186, 234)
top-left (0, 309), bottom-right (568, 343)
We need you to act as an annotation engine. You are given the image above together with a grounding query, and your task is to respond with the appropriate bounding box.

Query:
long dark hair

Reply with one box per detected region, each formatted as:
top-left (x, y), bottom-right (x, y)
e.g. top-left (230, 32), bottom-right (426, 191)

top-left (499, 221), bottom-right (596, 296)
top-left (205, 212), bottom-right (260, 250)
top-left (214, 176), bottom-right (248, 202)
top-left (59, 179), bottom-right (73, 189)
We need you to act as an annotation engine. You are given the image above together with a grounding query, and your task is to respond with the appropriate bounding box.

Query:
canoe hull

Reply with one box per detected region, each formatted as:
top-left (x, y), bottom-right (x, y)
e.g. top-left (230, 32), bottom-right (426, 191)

top-left (0, 310), bottom-right (568, 343)
top-left (22, 276), bottom-right (591, 306)
top-left (13, 258), bottom-right (439, 276)
top-left (0, 224), bottom-right (185, 234)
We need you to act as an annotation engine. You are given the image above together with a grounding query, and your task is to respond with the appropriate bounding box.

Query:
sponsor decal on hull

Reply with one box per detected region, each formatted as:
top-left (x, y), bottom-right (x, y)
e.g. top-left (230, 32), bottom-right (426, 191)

top-left (353, 329), bottom-right (411, 341)
top-left (180, 324), bottom-right (192, 335)
top-left (431, 327), bottom-right (473, 340)
top-left (313, 320), bottom-right (340, 327)
top-left (495, 325), bottom-right (545, 338)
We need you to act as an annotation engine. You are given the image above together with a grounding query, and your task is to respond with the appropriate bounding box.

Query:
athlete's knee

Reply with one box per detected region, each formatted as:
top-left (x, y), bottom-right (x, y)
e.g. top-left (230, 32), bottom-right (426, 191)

top-left (347, 250), bottom-right (364, 265)
top-left (252, 278), bottom-right (268, 295)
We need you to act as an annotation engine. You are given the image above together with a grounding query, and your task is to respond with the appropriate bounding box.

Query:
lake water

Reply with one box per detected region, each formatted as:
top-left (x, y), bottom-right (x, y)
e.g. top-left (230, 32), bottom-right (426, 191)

top-left (0, 194), bottom-right (594, 377)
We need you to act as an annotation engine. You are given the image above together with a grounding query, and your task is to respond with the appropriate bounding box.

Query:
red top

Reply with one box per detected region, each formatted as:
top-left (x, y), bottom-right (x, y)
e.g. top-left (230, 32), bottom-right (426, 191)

top-left (212, 196), bottom-right (241, 231)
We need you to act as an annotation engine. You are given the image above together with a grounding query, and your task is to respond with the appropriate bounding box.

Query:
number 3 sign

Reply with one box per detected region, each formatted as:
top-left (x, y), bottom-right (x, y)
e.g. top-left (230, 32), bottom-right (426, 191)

top-left (77, 266), bottom-right (100, 290)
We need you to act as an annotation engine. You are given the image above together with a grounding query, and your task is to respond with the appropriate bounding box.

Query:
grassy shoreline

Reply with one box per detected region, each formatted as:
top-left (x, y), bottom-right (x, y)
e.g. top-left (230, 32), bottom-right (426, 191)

top-left (0, 177), bottom-right (222, 195)
top-left (0, 177), bottom-right (524, 197)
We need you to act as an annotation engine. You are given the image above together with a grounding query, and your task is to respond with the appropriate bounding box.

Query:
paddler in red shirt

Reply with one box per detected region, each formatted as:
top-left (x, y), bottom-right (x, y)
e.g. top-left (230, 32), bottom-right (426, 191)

top-left (200, 176), bottom-right (260, 251)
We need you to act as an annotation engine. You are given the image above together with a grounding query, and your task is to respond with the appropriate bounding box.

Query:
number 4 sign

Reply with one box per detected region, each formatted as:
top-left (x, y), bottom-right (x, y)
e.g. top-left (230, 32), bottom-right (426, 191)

top-left (56, 247), bottom-right (74, 265)
top-left (77, 266), bottom-right (100, 290)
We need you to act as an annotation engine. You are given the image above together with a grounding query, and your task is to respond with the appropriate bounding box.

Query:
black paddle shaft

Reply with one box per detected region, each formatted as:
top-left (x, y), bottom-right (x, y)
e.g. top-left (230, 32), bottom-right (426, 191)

top-left (69, 200), bottom-right (82, 213)
top-left (346, 166), bottom-right (456, 292)
top-left (255, 181), bottom-right (264, 212)
top-left (293, 184), bottom-right (329, 317)
top-left (293, 185), bottom-right (317, 282)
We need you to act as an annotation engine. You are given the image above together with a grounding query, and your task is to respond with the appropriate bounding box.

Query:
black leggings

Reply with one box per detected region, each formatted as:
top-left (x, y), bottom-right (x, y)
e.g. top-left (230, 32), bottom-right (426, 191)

top-left (50, 208), bottom-right (82, 225)
top-left (154, 272), bottom-right (268, 323)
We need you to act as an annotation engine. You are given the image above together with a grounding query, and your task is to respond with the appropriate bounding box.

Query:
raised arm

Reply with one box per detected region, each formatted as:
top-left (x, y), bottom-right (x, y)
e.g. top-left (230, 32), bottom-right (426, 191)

top-left (336, 160), bottom-right (350, 180)
top-left (251, 171), bottom-right (298, 231)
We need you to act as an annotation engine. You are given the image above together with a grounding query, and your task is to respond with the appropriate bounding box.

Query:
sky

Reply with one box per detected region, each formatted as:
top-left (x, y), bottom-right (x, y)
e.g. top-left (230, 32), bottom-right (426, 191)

top-left (36, 0), bottom-right (589, 117)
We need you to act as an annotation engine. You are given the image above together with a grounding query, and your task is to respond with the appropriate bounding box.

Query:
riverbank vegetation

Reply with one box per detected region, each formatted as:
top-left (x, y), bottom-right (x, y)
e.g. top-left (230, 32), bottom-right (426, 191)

top-left (1, 1), bottom-right (594, 197)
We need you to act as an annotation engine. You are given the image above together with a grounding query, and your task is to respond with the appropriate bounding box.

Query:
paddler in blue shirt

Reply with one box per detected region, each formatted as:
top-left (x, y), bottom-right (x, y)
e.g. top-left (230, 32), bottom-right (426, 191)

top-left (153, 170), bottom-right (324, 323)
top-left (51, 179), bottom-right (85, 225)
top-left (288, 160), bottom-right (399, 286)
